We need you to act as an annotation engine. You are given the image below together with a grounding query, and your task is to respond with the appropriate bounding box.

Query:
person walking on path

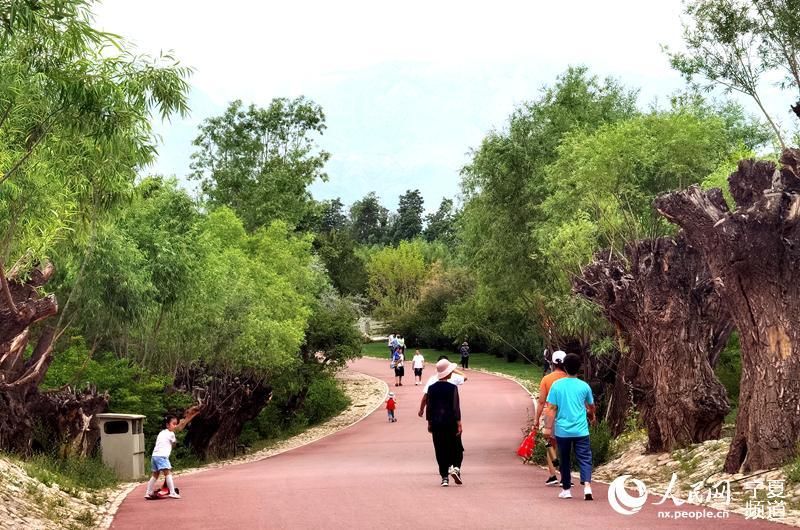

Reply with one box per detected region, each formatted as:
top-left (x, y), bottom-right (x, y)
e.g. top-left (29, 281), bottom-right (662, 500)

top-left (388, 334), bottom-right (396, 359)
top-left (393, 349), bottom-right (405, 386)
top-left (386, 392), bottom-right (398, 422)
top-left (412, 349), bottom-right (425, 385)
top-left (535, 350), bottom-right (567, 486)
top-left (459, 341), bottom-right (470, 369)
top-left (542, 353), bottom-right (596, 501)
top-left (426, 359), bottom-right (464, 487)
top-left (542, 349), bottom-right (551, 375)
top-left (418, 355), bottom-right (467, 417)
top-left (145, 406), bottom-right (200, 499)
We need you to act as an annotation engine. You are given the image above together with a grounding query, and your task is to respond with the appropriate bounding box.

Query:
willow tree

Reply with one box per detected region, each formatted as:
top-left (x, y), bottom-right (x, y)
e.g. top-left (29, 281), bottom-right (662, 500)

top-left (454, 67), bottom-right (638, 355)
top-left (656, 149), bottom-right (800, 472)
top-left (534, 99), bottom-right (765, 405)
top-left (156, 209), bottom-right (326, 459)
top-left (0, 0), bottom-right (189, 454)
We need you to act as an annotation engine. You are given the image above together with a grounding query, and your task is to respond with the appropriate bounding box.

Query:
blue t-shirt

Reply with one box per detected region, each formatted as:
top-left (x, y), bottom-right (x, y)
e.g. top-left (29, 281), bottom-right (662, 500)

top-left (546, 377), bottom-right (594, 438)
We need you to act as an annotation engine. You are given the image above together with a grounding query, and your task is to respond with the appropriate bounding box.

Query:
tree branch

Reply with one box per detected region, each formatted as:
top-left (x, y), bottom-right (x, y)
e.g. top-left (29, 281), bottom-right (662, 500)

top-left (0, 260), bottom-right (18, 317)
top-left (0, 107), bottom-right (62, 185)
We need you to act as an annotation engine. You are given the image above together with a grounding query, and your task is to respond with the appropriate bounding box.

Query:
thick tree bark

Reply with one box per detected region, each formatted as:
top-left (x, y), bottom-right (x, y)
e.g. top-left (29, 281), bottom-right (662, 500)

top-left (655, 149), bottom-right (800, 472)
top-left (574, 235), bottom-right (732, 452)
top-left (173, 363), bottom-right (272, 460)
top-left (0, 262), bottom-right (108, 455)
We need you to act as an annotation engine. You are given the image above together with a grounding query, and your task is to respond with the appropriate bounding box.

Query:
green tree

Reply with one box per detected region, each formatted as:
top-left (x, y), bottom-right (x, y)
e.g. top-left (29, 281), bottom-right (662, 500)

top-left (539, 98), bottom-right (770, 274)
top-left (391, 189), bottom-right (424, 243)
top-left (424, 198), bottom-right (458, 245)
top-left (349, 192), bottom-right (389, 245)
top-left (0, 0), bottom-right (190, 456)
top-left (319, 198), bottom-right (349, 232)
top-left (395, 262), bottom-right (474, 349)
top-left (190, 98), bottom-right (329, 231)
top-left (366, 240), bottom-right (427, 319)
top-left (456, 67), bottom-right (637, 352)
top-left (313, 230), bottom-right (368, 296)
top-left (665, 0), bottom-right (800, 147)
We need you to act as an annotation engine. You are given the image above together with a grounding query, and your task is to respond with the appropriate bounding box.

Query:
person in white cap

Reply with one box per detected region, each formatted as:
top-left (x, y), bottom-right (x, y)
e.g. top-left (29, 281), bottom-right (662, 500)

top-left (535, 350), bottom-right (567, 486)
top-left (425, 358), bottom-right (464, 487)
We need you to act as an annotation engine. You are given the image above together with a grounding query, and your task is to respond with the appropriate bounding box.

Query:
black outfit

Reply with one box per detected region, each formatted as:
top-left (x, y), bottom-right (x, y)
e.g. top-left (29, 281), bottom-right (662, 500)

top-left (426, 380), bottom-right (464, 478)
top-left (459, 345), bottom-right (470, 369)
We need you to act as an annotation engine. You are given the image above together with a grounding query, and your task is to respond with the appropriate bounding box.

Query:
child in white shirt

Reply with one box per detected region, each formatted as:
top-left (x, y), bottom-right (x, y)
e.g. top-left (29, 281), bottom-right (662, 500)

top-left (145, 406), bottom-right (200, 499)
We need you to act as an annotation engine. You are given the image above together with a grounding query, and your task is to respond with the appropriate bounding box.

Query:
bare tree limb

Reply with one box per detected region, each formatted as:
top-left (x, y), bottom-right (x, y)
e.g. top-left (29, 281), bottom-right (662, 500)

top-left (0, 260), bottom-right (18, 317)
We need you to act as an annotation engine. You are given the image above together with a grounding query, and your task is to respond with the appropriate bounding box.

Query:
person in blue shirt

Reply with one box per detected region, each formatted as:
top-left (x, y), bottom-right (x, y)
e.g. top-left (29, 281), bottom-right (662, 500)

top-left (542, 353), bottom-right (596, 501)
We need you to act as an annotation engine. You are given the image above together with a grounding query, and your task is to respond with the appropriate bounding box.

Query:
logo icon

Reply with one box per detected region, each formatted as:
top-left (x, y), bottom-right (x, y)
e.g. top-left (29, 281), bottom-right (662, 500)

top-left (608, 474), bottom-right (649, 516)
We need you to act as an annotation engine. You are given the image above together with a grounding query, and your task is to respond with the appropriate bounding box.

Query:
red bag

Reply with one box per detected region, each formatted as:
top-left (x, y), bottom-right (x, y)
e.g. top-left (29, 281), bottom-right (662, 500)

top-left (517, 430), bottom-right (536, 458)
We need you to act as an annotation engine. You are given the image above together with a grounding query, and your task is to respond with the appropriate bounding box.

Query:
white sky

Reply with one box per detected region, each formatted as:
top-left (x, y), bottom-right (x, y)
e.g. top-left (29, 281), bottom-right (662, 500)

top-left (93, 0), bottom-right (797, 212)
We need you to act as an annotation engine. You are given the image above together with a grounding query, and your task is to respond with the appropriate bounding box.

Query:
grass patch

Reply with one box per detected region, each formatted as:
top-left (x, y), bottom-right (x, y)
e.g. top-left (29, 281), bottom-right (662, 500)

top-left (22, 453), bottom-right (118, 495)
top-left (785, 447), bottom-right (800, 484)
top-left (361, 342), bottom-right (543, 391)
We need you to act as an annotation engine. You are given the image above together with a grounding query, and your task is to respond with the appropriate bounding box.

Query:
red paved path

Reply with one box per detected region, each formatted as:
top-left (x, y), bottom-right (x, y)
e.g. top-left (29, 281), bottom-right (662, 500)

top-left (112, 357), bottom-right (779, 529)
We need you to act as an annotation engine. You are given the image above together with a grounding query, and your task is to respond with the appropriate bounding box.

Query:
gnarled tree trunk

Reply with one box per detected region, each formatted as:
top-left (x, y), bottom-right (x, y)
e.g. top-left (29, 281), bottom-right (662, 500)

top-left (574, 235), bottom-right (732, 452)
top-left (174, 363), bottom-right (272, 460)
top-left (655, 149), bottom-right (800, 472)
top-left (0, 262), bottom-right (108, 455)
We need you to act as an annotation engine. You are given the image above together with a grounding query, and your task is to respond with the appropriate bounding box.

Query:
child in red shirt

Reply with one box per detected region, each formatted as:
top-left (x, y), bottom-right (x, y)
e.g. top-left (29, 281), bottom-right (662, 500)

top-left (386, 392), bottom-right (397, 422)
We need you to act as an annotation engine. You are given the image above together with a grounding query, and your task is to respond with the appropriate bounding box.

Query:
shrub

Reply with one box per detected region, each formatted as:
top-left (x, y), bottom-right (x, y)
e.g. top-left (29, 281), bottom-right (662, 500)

top-left (590, 421), bottom-right (612, 466)
top-left (304, 375), bottom-right (351, 424)
top-left (44, 342), bottom-right (171, 440)
top-left (528, 421), bottom-right (612, 469)
top-left (530, 431), bottom-right (549, 465)
top-left (786, 446), bottom-right (800, 484)
top-left (242, 371), bottom-right (350, 446)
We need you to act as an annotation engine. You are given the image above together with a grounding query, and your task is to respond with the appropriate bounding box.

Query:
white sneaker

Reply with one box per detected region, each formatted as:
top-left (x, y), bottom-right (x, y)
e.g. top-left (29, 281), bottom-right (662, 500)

top-left (584, 485), bottom-right (593, 501)
top-left (168, 493), bottom-right (181, 499)
top-left (558, 489), bottom-right (572, 499)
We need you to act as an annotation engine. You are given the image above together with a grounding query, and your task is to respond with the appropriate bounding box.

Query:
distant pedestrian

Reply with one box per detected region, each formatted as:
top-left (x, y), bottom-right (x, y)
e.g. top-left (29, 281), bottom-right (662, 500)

top-left (145, 406), bottom-right (200, 499)
top-left (386, 392), bottom-right (398, 422)
top-left (426, 359), bottom-right (464, 487)
top-left (542, 353), bottom-right (596, 501)
top-left (412, 349), bottom-right (425, 385)
top-left (535, 350), bottom-right (567, 486)
top-left (394, 350), bottom-right (405, 386)
top-left (459, 341), bottom-right (470, 369)
top-left (542, 349), bottom-right (551, 375)
top-left (388, 334), bottom-right (397, 359)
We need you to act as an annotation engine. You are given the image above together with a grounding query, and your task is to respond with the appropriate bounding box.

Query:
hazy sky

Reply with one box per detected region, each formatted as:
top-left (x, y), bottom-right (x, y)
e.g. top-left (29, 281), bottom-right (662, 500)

top-left (93, 0), bottom-right (792, 212)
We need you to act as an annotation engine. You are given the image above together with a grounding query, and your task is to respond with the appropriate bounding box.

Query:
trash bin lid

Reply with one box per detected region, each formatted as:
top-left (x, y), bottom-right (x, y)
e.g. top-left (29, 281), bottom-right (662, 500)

top-left (96, 413), bottom-right (146, 421)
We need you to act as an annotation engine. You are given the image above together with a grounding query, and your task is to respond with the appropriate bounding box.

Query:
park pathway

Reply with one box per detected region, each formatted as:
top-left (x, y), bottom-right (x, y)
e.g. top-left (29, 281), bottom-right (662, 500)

top-left (111, 357), bottom-right (778, 529)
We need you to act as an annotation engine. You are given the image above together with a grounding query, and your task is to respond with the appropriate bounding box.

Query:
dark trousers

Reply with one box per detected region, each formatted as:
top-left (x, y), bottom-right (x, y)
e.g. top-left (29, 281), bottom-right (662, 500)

top-left (431, 430), bottom-right (464, 478)
top-left (461, 356), bottom-right (469, 369)
top-left (555, 435), bottom-right (592, 490)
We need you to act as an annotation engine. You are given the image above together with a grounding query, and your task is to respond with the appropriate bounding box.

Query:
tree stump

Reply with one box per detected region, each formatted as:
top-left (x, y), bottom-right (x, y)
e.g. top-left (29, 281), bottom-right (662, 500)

top-left (0, 262), bottom-right (108, 455)
top-left (655, 149), bottom-right (800, 472)
top-left (173, 363), bottom-right (272, 460)
top-left (574, 235), bottom-right (732, 452)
